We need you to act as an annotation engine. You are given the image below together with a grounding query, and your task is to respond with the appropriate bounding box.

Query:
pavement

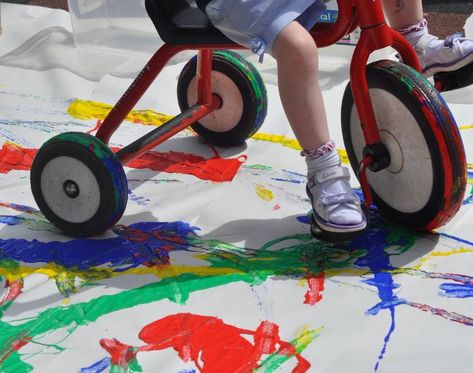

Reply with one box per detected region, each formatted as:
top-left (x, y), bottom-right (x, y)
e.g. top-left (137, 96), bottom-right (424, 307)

top-left (424, 0), bottom-right (473, 14)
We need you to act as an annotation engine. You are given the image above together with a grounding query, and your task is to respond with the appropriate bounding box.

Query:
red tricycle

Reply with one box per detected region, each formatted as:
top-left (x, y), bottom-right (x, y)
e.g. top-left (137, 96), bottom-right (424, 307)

top-left (30, 0), bottom-right (467, 237)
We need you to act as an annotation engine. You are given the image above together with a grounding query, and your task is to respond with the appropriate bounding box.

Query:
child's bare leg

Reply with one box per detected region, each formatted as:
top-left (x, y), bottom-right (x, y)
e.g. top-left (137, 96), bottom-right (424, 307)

top-left (382, 0), bottom-right (473, 76)
top-left (272, 22), bottom-right (366, 235)
top-left (382, 0), bottom-right (423, 29)
top-left (272, 21), bottom-right (329, 150)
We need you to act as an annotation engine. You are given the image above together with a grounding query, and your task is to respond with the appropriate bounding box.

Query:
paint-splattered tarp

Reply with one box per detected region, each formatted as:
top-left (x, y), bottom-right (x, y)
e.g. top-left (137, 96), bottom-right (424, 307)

top-left (1, 3), bottom-right (473, 373)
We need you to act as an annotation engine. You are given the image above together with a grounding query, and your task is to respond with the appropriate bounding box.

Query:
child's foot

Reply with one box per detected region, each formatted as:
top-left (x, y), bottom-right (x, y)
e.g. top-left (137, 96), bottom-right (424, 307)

top-left (413, 32), bottom-right (473, 77)
top-left (306, 164), bottom-right (366, 238)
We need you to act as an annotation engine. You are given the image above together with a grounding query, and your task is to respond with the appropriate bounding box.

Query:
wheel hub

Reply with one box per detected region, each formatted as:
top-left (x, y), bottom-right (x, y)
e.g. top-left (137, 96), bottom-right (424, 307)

top-left (187, 71), bottom-right (244, 132)
top-left (40, 156), bottom-right (101, 223)
top-left (63, 180), bottom-right (80, 199)
top-left (379, 129), bottom-right (403, 174)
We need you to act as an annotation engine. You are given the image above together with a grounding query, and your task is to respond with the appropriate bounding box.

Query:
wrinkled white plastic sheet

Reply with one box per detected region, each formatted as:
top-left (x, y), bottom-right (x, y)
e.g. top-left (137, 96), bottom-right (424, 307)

top-left (0, 4), bottom-right (472, 373)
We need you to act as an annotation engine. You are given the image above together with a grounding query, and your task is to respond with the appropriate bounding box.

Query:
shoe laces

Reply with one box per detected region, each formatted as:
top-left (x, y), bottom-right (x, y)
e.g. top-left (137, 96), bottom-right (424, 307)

top-left (444, 32), bottom-right (465, 48)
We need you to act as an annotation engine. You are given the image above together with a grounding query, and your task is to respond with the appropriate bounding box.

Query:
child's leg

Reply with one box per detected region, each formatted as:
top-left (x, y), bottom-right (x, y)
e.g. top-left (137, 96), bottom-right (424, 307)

top-left (382, 0), bottom-right (473, 77)
top-left (272, 22), bottom-right (366, 234)
top-left (272, 21), bottom-right (329, 150)
top-left (381, 0), bottom-right (423, 30)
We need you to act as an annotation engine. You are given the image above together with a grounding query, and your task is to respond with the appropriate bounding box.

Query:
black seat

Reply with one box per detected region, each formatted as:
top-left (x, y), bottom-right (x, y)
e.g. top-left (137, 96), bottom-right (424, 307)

top-left (145, 0), bottom-right (236, 45)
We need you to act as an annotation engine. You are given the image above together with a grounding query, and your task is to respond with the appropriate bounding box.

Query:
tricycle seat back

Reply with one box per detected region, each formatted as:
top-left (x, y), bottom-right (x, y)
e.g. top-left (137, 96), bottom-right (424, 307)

top-left (145, 0), bottom-right (236, 45)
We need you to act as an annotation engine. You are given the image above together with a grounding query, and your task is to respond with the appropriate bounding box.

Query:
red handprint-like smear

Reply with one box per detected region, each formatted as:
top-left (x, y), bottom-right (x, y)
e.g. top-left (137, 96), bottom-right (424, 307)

top-left (100, 313), bottom-right (311, 373)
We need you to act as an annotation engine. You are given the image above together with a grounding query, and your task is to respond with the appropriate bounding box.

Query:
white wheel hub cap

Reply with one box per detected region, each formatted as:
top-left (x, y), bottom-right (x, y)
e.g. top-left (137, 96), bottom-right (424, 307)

top-left (40, 156), bottom-right (101, 223)
top-left (350, 88), bottom-right (434, 213)
top-left (187, 71), bottom-right (244, 132)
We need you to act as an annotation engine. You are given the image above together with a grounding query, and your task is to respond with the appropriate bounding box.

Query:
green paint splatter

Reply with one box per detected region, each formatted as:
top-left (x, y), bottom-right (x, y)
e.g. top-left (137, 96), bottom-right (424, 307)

top-left (0, 214), bottom-right (423, 371)
top-left (256, 327), bottom-right (322, 372)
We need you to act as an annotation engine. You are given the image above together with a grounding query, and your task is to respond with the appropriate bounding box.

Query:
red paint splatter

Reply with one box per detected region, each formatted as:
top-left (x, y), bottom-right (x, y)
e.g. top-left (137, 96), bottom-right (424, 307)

top-left (304, 273), bottom-right (325, 306)
top-left (0, 279), bottom-right (24, 306)
top-left (0, 332), bottom-right (31, 364)
top-left (100, 313), bottom-right (310, 373)
top-left (407, 301), bottom-right (473, 326)
top-left (113, 147), bottom-right (245, 183)
top-left (0, 143), bottom-right (245, 182)
top-left (0, 143), bottom-right (36, 174)
top-left (87, 120), bottom-right (103, 134)
top-left (273, 204), bottom-right (281, 211)
top-left (100, 338), bottom-right (136, 369)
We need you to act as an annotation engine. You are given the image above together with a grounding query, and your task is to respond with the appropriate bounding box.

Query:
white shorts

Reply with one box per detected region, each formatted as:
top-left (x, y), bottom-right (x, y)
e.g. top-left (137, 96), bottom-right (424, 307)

top-left (205, 0), bottom-right (327, 59)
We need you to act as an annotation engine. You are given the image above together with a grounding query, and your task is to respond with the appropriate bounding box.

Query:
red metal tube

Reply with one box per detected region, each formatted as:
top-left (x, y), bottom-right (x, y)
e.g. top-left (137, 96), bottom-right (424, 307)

top-left (117, 97), bottom-right (221, 165)
top-left (349, 33), bottom-right (381, 145)
top-left (310, 0), bottom-right (356, 47)
top-left (96, 44), bottom-right (185, 144)
top-left (354, 0), bottom-right (386, 28)
top-left (197, 49), bottom-right (214, 106)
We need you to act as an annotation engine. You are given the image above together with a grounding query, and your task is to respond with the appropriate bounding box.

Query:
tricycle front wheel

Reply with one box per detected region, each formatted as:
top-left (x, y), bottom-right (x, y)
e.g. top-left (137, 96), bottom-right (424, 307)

top-left (341, 60), bottom-right (466, 230)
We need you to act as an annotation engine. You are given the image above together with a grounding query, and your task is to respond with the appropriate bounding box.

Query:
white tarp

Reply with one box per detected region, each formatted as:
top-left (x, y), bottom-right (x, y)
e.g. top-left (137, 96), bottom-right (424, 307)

top-left (0, 3), bottom-right (472, 373)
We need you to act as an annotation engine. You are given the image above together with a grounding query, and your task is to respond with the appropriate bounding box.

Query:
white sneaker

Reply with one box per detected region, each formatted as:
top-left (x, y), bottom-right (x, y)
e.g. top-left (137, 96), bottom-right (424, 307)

top-left (306, 165), bottom-right (366, 234)
top-left (414, 32), bottom-right (473, 77)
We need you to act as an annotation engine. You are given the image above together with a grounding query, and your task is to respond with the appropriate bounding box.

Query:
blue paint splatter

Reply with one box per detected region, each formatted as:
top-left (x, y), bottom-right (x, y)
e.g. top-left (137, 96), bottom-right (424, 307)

top-left (0, 216), bottom-right (24, 226)
top-left (128, 190), bottom-right (151, 206)
top-left (439, 282), bottom-right (473, 298)
top-left (271, 169), bottom-right (306, 184)
top-left (440, 233), bottom-right (473, 246)
top-left (0, 119), bottom-right (89, 146)
top-left (364, 272), bottom-right (406, 315)
top-left (0, 202), bottom-right (40, 214)
top-left (296, 214), bottom-right (312, 225)
top-left (271, 177), bottom-right (303, 184)
top-left (0, 222), bottom-right (200, 270)
top-left (463, 191), bottom-right (473, 205)
top-left (300, 206), bottom-right (412, 373)
top-left (351, 213), bottom-right (408, 372)
top-left (79, 357), bottom-right (111, 373)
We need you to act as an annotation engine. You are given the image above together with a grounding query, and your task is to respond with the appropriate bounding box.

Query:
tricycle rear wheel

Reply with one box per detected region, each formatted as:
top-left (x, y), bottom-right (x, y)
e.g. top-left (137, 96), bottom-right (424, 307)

top-left (177, 51), bottom-right (267, 146)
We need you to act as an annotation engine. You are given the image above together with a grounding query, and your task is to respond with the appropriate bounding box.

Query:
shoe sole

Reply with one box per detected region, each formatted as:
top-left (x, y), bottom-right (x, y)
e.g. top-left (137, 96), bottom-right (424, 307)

top-left (311, 209), bottom-right (367, 233)
top-left (310, 216), bottom-right (367, 242)
top-left (423, 52), bottom-right (473, 77)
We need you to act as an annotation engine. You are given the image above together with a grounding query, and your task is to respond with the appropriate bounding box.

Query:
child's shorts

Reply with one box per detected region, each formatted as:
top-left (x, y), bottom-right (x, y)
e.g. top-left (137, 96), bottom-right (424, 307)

top-left (205, 0), bottom-right (327, 60)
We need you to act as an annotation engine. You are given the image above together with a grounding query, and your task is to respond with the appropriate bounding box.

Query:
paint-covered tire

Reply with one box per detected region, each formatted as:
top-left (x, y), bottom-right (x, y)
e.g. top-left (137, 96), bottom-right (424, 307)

top-left (177, 51), bottom-right (267, 146)
top-left (30, 132), bottom-right (128, 236)
top-left (341, 60), bottom-right (466, 231)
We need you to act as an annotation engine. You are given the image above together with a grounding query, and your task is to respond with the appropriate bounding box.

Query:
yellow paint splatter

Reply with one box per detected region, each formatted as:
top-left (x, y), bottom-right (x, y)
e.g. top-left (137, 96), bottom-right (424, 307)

top-left (0, 262), bottom-right (243, 284)
top-left (67, 98), bottom-right (348, 164)
top-left (251, 133), bottom-right (301, 150)
top-left (410, 247), bottom-right (473, 270)
top-left (325, 268), bottom-right (366, 277)
top-left (296, 325), bottom-right (323, 341)
top-left (459, 124), bottom-right (473, 130)
top-left (256, 184), bottom-right (274, 201)
top-left (250, 133), bottom-right (349, 164)
top-left (295, 325), bottom-right (323, 346)
top-left (426, 247), bottom-right (473, 257)
top-left (67, 99), bottom-right (173, 126)
top-left (337, 149), bottom-right (349, 165)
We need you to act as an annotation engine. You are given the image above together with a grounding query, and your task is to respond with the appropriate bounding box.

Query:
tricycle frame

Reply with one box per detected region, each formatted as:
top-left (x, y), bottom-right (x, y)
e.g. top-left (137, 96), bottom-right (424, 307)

top-left (95, 0), bottom-right (422, 207)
